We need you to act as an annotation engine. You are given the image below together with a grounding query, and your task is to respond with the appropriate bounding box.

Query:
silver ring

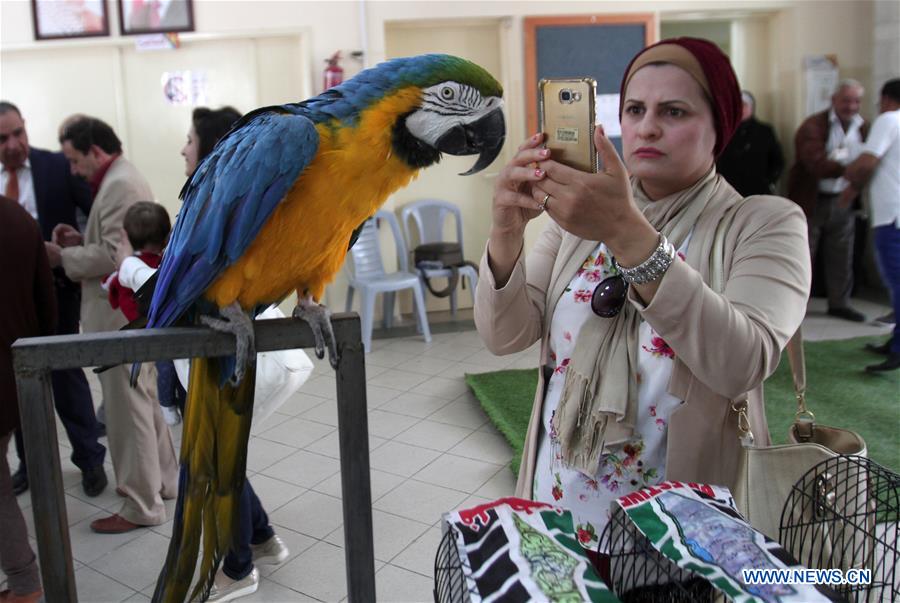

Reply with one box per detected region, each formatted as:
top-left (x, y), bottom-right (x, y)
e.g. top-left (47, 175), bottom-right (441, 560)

top-left (539, 193), bottom-right (551, 211)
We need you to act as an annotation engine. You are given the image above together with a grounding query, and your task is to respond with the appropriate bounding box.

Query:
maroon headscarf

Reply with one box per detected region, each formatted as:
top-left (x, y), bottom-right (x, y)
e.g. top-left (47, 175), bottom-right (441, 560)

top-left (619, 37), bottom-right (742, 157)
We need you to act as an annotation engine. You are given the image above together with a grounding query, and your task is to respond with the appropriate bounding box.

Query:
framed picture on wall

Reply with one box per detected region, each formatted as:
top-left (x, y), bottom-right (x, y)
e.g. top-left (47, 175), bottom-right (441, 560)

top-left (31, 0), bottom-right (110, 41)
top-left (118, 0), bottom-right (194, 36)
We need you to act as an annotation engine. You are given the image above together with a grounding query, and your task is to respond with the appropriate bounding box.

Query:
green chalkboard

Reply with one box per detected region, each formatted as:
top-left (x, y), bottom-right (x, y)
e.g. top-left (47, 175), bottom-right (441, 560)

top-left (535, 24), bottom-right (648, 95)
top-left (525, 15), bottom-right (654, 147)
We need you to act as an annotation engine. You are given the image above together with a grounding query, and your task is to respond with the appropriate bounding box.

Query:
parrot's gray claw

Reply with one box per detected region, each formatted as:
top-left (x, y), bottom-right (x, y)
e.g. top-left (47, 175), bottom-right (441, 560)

top-left (200, 302), bottom-right (255, 384)
top-left (293, 301), bottom-right (339, 369)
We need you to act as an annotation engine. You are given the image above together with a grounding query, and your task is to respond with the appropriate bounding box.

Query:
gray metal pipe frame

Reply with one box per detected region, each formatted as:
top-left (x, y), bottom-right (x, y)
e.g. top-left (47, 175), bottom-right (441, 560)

top-left (12, 313), bottom-right (374, 602)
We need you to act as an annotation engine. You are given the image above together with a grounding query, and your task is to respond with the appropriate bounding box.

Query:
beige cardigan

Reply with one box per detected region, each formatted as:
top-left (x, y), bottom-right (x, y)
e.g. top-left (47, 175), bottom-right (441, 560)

top-left (474, 192), bottom-right (811, 498)
top-left (61, 157), bottom-right (154, 333)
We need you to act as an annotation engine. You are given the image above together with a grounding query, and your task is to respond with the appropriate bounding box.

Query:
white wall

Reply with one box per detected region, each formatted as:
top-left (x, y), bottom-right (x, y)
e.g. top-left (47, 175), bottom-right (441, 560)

top-left (1, 0), bottom-right (882, 315)
top-left (873, 0), bottom-right (900, 96)
top-left (730, 16), bottom-right (773, 119)
top-left (379, 19), bottom-right (505, 314)
top-left (770, 0), bottom-right (876, 169)
top-left (1, 32), bottom-right (309, 221)
top-left (3, 0), bottom-right (880, 129)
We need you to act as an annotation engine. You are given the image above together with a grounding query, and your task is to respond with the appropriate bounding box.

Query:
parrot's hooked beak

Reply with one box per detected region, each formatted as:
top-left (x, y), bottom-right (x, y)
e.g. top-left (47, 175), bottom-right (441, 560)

top-left (435, 107), bottom-right (506, 176)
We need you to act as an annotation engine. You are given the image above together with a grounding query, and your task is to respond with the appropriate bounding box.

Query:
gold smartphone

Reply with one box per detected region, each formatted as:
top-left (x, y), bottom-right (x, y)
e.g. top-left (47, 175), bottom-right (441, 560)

top-left (538, 78), bottom-right (598, 172)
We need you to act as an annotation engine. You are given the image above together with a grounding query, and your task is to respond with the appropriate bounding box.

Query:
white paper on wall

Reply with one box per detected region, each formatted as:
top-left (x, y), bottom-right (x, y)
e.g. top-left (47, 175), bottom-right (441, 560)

top-left (135, 34), bottom-right (179, 52)
top-left (161, 70), bottom-right (208, 106)
top-left (803, 55), bottom-right (839, 117)
top-left (595, 93), bottom-right (621, 138)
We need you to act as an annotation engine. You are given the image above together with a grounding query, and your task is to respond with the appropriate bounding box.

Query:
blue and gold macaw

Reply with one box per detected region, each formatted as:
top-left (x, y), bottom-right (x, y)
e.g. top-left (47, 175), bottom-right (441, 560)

top-left (146, 54), bottom-right (505, 601)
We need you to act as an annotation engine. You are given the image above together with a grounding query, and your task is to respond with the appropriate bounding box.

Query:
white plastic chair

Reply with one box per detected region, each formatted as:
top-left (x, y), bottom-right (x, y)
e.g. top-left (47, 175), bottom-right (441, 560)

top-left (400, 199), bottom-right (477, 316)
top-left (345, 210), bottom-right (432, 353)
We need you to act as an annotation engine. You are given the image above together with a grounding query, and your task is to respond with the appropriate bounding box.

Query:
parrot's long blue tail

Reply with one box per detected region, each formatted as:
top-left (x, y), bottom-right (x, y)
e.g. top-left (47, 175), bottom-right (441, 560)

top-left (151, 356), bottom-right (255, 602)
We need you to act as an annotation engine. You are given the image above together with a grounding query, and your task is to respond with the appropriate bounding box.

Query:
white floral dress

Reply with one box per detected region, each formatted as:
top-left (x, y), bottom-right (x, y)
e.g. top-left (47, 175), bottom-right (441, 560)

top-left (532, 238), bottom-right (690, 551)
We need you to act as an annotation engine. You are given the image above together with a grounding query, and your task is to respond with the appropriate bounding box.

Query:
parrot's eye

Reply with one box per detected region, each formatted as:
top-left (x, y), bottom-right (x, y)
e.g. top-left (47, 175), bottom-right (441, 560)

top-left (440, 86), bottom-right (455, 101)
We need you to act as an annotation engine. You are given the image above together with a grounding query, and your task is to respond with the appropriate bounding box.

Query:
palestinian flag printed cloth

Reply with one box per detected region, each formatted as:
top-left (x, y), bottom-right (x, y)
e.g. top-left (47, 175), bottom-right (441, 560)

top-left (613, 481), bottom-right (844, 602)
top-left (443, 497), bottom-right (620, 602)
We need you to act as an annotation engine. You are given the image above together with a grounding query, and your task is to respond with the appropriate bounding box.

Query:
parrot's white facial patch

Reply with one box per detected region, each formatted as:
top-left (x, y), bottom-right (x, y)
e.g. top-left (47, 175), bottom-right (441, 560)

top-left (405, 82), bottom-right (503, 146)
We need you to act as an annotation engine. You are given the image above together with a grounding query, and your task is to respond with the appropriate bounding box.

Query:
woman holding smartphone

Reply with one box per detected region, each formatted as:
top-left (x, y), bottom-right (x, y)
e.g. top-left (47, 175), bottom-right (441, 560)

top-left (475, 37), bottom-right (811, 548)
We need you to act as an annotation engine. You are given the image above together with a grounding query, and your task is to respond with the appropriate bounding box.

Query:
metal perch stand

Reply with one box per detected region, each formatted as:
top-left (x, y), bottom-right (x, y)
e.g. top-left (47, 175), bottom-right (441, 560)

top-left (12, 313), bottom-right (375, 603)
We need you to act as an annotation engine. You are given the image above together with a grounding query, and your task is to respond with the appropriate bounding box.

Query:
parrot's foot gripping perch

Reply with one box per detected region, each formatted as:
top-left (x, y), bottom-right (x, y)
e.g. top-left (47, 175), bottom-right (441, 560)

top-left (200, 302), bottom-right (255, 385)
top-left (293, 295), bottom-right (339, 369)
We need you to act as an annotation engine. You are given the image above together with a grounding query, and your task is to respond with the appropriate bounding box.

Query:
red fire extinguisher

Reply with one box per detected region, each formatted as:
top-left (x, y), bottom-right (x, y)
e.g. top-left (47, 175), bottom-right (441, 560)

top-left (324, 51), bottom-right (344, 90)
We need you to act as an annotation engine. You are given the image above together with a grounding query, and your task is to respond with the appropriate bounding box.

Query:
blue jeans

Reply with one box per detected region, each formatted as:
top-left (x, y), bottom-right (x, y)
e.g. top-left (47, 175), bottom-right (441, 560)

top-left (222, 480), bottom-right (275, 580)
top-left (155, 360), bottom-right (186, 412)
top-left (874, 224), bottom-right (900, 354)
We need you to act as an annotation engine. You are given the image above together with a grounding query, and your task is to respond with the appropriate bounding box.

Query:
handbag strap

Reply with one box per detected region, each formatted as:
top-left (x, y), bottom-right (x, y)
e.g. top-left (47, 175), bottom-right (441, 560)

top-left (785, 327), bottom-right (808, 410)
top-left (709, 198), bottom-right (815, 442)
top-left (785, 326), bottom-right (819, 441)
top-left (709, 200), bottom-right (759, 445)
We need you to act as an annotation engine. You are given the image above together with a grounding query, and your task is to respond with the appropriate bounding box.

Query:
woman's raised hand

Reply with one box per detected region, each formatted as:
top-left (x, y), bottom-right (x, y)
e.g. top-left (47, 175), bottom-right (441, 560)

top-left (487, 133), bottom-right (553, 286)
top-left (491, 133), bottom-right (551, 237)
top-left (530, 126), bottom-right (648, 248)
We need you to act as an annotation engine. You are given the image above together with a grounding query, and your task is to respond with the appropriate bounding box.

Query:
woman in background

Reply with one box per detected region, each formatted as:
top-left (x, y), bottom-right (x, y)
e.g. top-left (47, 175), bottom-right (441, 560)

top-left (184, 106), bottom-right (289, 602)
top-left (118, 107), bottom-right (289, 602)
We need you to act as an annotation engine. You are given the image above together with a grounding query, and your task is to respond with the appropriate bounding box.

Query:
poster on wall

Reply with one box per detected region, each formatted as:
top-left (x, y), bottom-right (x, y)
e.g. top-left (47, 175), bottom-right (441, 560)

top-left (804, 55), bottom-right (839, 117)
top-left (31, 0), bottom-right (110, 40)
top-left (119, 0), bottom-right (194, 36)
top-left (595, 94), bottom-right (621, 138)
top-left (161, 71), bottom-right (208, 106)
top-left (135, 33), bottom-right (181, 51)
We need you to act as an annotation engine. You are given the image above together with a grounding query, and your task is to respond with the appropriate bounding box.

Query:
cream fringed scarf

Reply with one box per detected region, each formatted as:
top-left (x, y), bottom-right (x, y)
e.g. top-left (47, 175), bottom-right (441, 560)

top-left (552, 167), bottom-right (730, 475)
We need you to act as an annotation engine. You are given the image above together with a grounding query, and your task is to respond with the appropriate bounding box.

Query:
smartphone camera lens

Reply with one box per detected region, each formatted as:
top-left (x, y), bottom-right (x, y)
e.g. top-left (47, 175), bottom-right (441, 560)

top-left (559, 89), bottom-right (572, 103)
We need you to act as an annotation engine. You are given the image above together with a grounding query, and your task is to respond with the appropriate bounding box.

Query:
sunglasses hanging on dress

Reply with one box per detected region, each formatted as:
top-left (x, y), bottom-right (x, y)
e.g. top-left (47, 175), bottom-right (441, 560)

top-left (591, 274), bottom-right (628, 318)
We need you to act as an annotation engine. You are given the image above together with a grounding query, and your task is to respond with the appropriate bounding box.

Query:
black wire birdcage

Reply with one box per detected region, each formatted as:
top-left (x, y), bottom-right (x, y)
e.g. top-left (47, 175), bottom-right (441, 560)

top-left (433, 457), bottom-right (899, 603)
top-left (434, 508), bottom-right (716, 603)
top-left (779, 455), bottom-right (899, 603)
top-left (597, 504), bottom-right (717, 603)
top-left (434, 527), bottom-right (472, 603)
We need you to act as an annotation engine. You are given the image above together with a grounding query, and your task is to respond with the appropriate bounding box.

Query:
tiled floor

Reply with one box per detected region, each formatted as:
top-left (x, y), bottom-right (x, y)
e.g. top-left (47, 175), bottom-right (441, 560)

top-left (3, 297), bottom-right (891, 602)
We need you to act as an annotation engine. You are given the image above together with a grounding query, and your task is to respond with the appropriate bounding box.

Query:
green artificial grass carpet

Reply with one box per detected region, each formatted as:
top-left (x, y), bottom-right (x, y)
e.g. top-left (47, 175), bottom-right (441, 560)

top-left (466, 368), bottom-right (538, 475)
top-left (465, 335), bottom-right (899, 476)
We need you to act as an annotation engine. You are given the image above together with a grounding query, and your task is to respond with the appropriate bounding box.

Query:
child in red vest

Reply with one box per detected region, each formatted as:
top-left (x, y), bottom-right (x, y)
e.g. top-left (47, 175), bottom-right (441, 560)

top-left (104, 202), bottom-right (167, 321)
top-left (103, 201), bottom-right (185, 424)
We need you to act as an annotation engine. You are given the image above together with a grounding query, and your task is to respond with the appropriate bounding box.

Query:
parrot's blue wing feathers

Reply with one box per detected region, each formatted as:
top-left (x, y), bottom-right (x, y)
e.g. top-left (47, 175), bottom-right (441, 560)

top-left (148, 111), bottom-right (318, 328)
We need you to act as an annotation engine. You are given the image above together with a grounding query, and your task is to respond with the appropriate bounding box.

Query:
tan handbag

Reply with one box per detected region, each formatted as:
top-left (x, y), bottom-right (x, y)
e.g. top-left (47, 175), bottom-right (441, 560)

top-left (731, 329), bottom-right (868, 546)
top-left (708, 198), bottom-right (867, 554)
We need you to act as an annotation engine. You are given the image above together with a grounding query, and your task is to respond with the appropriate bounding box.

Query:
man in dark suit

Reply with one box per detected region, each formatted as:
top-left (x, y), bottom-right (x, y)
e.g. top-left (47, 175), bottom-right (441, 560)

top-left (0, 101), bottom-right (107, 497)
top-left (787, 80), bottom-right (870, 322)
top-left (717, 90), bottom-right (785, 196)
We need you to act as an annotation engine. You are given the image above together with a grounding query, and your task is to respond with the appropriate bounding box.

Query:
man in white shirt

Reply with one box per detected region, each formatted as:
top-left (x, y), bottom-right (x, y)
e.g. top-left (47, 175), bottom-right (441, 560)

top-left (787, 80), bottom-right (869, 322)
top-left (842, 78), bottom-right (900, 371)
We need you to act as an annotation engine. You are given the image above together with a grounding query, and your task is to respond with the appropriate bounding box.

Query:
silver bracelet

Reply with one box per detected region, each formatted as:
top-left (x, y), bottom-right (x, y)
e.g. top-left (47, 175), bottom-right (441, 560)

top-left (612, 233), bottom-right (676, 285)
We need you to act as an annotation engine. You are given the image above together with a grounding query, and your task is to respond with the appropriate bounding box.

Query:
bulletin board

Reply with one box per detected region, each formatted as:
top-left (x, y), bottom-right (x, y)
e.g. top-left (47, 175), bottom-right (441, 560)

top-left (524, 14), bottom-right (656, 142)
